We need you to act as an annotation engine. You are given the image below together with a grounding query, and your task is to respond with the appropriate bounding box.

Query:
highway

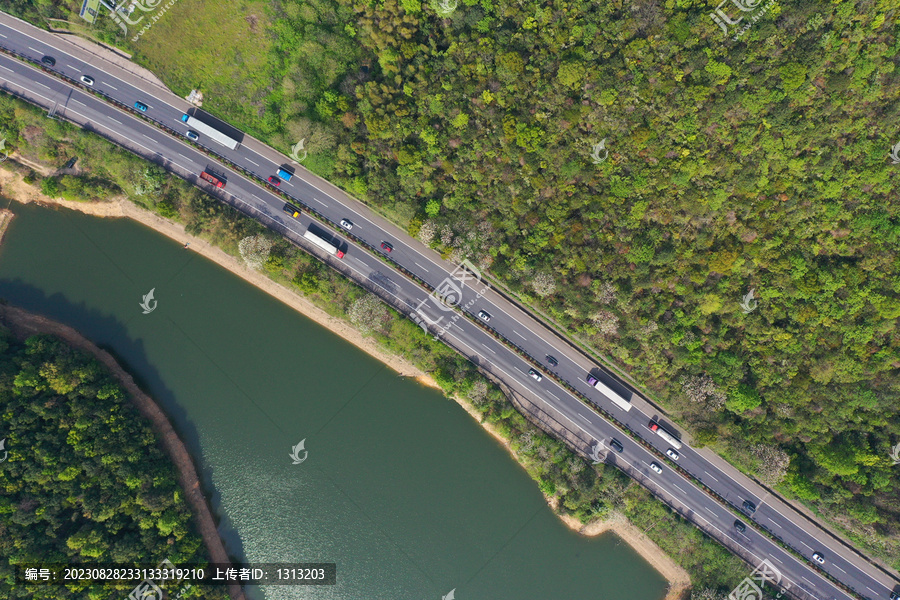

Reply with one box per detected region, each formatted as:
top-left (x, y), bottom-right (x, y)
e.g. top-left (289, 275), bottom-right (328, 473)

top-left (0, 11), bottom-right (897, 600)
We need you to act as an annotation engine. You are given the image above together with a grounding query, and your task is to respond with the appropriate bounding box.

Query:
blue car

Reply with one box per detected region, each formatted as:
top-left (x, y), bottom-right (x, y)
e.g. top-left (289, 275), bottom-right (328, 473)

top-left (134, 101), bottom-right (148, 112)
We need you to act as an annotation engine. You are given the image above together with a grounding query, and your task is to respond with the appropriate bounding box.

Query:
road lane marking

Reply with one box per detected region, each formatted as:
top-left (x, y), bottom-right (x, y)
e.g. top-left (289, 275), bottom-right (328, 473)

top-left (0, 64), bottom-right (12, 72)
top-left (34, 81), bottom-right (50, 89)
top-left (414, 261), bottom-right (429, 272)
top-left (177, 153), bottom-right (190, 159)
top-left (313, 198), bottom-right (328, 208)
top-left (673, 483), bottom-right (687, 495)
top-left (833, 565), bottom-right (845, 574)
top-left (771, 556), bottom-right (784, 564)
top-left (28, 46), bottom-right (42, 53)
top-left (66, 64), bottom-right (80, 71)
top-left (105, 83), bottom-right (118, 90)
top-left (107, 116), bottom-right (122, 124)
top-left (0, 33), bottom-right (7, 38)
top-left (513, 330), bottom-right (526, 340)
top-left (703, 470), bottom-right (719, 483)
top-left (802, 576), bottom-right (814, 585)
top-left (246, 158), bottom-right (259, 166)
top-left (547, 391), bottom-right (559, 401)
top-left (142, 134), bottom-right (156, 141)
top-left (480, 343), bottom-right (496, 354)
top-left (71, 99), bottom-right (85, 106)
top-left (578, 414), bottom-right (591, 422)
top-left (703, 506), bottom-right (716, 516)
top-left (768, 519), bottom-right (783, 529)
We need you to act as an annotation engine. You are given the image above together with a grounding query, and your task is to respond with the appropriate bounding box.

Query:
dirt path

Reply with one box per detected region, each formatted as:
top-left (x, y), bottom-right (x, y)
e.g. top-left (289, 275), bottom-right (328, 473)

top-left (1, 165), bottom-right (690, 598)
top-left (0, 303), bottom-right (247, 600)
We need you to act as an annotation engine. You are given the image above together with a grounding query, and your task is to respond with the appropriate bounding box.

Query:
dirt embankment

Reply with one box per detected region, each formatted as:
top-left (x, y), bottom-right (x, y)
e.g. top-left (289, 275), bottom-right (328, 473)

top-left (1, 163), bottom-right (690, 598)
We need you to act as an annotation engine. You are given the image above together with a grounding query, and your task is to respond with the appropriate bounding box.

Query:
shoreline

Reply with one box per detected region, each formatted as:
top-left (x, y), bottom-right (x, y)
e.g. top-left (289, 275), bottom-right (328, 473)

top-left (0, 164), bottom-right (690, 599)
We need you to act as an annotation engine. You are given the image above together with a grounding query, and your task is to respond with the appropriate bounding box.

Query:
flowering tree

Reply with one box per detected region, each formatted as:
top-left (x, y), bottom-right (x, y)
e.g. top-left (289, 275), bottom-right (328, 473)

top-left (238, 234), bottom-right (273, 270)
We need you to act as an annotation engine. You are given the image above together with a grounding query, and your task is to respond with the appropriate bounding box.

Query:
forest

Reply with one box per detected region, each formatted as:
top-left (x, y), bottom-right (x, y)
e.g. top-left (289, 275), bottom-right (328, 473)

top-left (0, 0), bottom-right (897, 572)
top-left (0, 327), bottom-right (229, 599)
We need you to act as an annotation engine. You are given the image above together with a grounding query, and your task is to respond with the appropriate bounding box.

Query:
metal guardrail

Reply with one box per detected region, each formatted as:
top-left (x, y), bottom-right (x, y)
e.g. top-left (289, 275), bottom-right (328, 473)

top-left (0, 43), bottom-right (877, 600)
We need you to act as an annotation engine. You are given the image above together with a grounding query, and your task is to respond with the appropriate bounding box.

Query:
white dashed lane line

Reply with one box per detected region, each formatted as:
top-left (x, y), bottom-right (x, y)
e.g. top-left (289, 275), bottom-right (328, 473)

top-left (414, 261), bottom-right (430, 272)
top-left (105, 83), bottom-right (118, 91)
top-left (578, 414), bottom-right (591, 422)
top-left (513, 330), bottom-right (526, 340)
top-left (0, 64), bottom-right (12, 72)
top-left (27, 46), bottom-right (42, 53)
top-left (107, 116), bottom-right (122, 124)
top-left (67, 64), bottom-right (81, 71)
top-left (481, 344), bottom-right (496, 354)
top-left (673, 483), bottom-right (687, 495)
top-left (547, 391), bottom-right (560, 401)
top-left (246, 158), bottom-right (259, 167)
top-left (703, 471), bottom-right (720, 483)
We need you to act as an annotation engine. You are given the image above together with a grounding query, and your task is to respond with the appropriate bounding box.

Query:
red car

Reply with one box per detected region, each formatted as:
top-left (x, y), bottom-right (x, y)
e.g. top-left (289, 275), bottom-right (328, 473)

top-left (649, 421), bottom-right (659, 432)
top-left (380, 241), bottom-right (393, 253)
top-left (268, 176), bottom-right (281, 186)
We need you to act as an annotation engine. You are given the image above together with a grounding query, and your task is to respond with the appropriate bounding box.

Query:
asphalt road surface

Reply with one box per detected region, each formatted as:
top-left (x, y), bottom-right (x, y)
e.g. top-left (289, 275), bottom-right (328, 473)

top-left (0, 13), bottom-right (897, 600)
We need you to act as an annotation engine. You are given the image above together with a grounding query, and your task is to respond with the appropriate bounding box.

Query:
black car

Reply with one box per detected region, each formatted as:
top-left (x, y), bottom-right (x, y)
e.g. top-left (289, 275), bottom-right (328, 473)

top-left (889, 589), bottom-right (900, 600)
top-left (742, 500), bottom-right (757, 514)
top-left (546, 355), bottom-right (559, 367)
top-left (734, 520), bottom-right (746, 533)
top-left (609, 439), bottom-right (624, 453)
top-left (41, 56), bottom-right (55, 66)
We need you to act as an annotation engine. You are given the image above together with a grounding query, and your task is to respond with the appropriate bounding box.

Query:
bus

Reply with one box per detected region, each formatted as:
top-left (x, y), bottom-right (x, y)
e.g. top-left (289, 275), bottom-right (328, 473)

top-left (181, 113), bottom-right (241, 150)
top-left (648, 421), bottom-right (683, 450)
top-left (586, 374), bottom-right (632, 412)
top-left (303, 228), bottom-right (344, 259)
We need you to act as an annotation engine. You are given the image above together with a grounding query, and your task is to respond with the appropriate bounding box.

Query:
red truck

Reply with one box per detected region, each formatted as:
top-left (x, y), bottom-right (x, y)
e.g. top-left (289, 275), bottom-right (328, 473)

top-left (199, 171), bottom-right (225, 188)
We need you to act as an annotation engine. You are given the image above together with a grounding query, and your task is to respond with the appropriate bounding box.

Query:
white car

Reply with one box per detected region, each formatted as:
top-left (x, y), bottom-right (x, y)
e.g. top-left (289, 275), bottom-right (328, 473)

top-left (528, 368), bottom-right (542, 382)
top-left (666, 448), bottom-right (679, 460)
top-left (478, 310), bottom-right (491, 322)
top-left (649, 462), bottom-right (662, 474)
top-left (812, 552), bottom-right (825, 564)
top-left (340, 219), bottom-right (353, 230)
top-left (80, 75), bottom-right (94, 86)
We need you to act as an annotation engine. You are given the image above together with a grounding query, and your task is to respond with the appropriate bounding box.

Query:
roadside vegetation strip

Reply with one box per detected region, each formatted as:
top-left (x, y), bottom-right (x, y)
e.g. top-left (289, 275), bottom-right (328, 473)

top-left (0, 44), bottom-right (872, 599)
